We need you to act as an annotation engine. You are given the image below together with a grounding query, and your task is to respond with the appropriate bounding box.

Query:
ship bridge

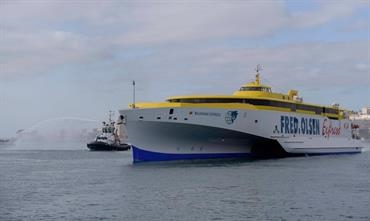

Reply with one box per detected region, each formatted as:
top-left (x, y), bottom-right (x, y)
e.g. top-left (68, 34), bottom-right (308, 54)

top-left (233, 72), bottom-right (273, 96)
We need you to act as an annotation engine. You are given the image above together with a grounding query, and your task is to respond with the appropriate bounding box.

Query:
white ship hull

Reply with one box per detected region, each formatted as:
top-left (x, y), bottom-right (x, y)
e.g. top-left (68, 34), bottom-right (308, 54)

top-left (120, 107), bottom-right (363, 162)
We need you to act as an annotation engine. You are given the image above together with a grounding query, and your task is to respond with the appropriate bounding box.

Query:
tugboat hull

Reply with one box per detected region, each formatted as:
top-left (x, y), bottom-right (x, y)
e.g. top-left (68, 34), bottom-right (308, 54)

top-left (87, 141), bottom-right (131, 151)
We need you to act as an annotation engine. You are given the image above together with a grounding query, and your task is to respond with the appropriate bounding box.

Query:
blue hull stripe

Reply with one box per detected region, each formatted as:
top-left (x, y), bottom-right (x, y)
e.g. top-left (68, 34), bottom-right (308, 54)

top-left (132, 146), bottom-right (252, 163)
top-left (131, 146), bottom-right (362, 163)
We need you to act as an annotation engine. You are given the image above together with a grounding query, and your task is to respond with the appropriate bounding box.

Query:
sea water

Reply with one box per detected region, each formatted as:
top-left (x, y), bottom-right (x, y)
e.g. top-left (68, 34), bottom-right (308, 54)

top-left (0, 146), bottom-right (369, 221)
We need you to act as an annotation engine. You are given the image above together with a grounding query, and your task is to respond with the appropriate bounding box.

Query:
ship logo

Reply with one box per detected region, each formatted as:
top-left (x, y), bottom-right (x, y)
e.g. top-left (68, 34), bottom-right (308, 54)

top-left (225, 111), bottom-right (238, 124)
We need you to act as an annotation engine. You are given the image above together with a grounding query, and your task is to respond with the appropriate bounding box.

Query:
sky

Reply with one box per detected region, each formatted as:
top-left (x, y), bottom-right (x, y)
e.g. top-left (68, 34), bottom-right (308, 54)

top-left (0, 0), bottom-right (369, 137)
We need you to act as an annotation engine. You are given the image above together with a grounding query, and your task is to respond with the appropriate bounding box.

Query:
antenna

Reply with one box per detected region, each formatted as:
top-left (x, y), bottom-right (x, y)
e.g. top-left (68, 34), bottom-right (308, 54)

top-left (132, 80), bottom-right (136, 108)
top-left (108, 110), bottom-right (114, 123)
top-left (255, 64), bottom-right (263, 73)
top-left (254, 64), bottom-right (262, 85)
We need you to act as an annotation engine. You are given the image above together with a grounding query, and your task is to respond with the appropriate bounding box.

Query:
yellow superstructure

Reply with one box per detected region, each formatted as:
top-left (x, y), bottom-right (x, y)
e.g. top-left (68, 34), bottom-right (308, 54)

top-left (130, 70), bottom-right (343, 120)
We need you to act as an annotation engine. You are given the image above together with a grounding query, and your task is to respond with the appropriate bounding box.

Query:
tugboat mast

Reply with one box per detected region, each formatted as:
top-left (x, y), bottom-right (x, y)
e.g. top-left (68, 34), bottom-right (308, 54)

top-left (108, 110), bottom-right (114, 124)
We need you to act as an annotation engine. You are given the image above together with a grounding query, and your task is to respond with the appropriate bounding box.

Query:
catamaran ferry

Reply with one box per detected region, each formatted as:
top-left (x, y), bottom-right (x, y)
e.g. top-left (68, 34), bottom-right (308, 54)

top-left (119, 67), bottom-right (363, 162)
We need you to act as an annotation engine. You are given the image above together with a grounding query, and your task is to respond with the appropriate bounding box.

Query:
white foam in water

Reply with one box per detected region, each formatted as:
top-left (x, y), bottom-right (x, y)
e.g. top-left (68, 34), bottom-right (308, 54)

top-left (11, 117), bottom-right (99, 150)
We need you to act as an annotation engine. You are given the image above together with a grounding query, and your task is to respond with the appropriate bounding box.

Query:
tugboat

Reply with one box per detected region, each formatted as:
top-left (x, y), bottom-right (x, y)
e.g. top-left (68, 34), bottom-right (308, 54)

top-left (87, 111), bottom-right (131, 151)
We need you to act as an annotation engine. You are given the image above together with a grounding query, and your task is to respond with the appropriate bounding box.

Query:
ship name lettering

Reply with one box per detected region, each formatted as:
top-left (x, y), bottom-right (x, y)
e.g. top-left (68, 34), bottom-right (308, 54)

top-left (194, 112), bottom-right (221, 117)
top-left (322, 119), bottom-right (341, 138)
top-left (280, 116), bottom-right (320, 135)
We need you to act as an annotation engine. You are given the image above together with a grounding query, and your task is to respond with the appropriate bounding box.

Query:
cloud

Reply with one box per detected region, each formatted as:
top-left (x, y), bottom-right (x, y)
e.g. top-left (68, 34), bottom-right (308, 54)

top-left (114, 1), bottom-right (287, 46)
top-left (0, 1), bottom-right (281, 79)
top-left (287, 0), bottom-right (367, 28)
top-left (203, 41), bottom-right (370, 89)
top-left (102, 39), bottom-right (369, 104)
top-left (1, 30), bottom-right (90, 79)
top-left (0, 0), bottom-right (368, 81)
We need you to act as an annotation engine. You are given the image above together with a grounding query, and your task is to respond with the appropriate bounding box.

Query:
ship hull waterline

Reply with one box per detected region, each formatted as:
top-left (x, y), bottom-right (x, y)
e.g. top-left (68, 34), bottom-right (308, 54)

top-left (120, 107), bottom-right (362, 163)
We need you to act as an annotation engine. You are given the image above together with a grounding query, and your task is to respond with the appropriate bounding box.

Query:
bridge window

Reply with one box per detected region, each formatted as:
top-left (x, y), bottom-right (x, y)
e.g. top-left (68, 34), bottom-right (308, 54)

top-left (239, 87), bottom-right (271, 92)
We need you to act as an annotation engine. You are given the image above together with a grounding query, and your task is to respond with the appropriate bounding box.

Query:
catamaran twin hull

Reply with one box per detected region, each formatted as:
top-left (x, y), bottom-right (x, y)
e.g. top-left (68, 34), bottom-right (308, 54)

top-left (119, 107), bottom-right (363, 162)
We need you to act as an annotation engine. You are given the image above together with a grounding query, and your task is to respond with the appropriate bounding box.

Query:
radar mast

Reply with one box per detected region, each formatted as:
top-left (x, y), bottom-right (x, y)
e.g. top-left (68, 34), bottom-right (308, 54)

top-left (254, 64), bottom-right (263, 85)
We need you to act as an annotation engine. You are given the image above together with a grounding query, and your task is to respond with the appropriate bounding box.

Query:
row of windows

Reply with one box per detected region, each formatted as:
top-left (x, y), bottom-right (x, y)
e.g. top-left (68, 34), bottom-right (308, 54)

top-left (167, 98), bottom-right (339, 115)
top-left (102, 127), bottom-right (114, 133)
top-left (239, 87), bottom-right (272, 92)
